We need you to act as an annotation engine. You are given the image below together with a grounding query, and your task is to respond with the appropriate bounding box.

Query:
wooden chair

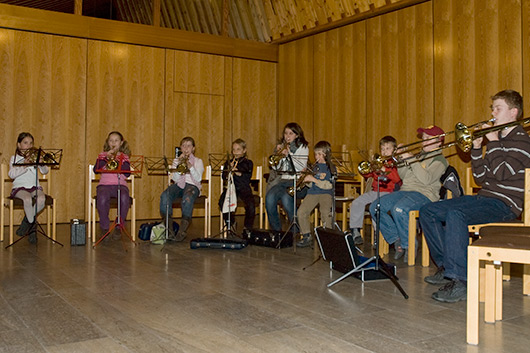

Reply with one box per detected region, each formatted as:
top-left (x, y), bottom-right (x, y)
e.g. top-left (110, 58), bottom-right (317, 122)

top-left (467, 226), bottom-right (530, 345)
top-left (87, 164), bottom-right (136, 243)
top-left (467, 168), bottom-right (530, 281)
top-left (168, 165), bottom-right (211, 237)
top-left (1, 163), bottom-right (57, 244)
top-left (218, 165), bottom-right (264, 232)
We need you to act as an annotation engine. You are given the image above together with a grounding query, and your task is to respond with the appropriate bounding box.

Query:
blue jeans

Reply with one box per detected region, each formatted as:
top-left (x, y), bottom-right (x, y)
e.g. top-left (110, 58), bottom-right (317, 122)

top-left (159, 183), bottom-right (199, 221)
top-left (369, 191), bottom-right (431, 249)
top-left (265, 180), bottom-right (305, 231)
top-left (419, 195), bottom-right (516, 281)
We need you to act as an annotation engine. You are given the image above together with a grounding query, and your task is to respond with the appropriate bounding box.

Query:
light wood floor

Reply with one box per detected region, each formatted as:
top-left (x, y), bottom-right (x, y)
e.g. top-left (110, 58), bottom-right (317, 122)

top-left (1, 218), bottom-right (530, 353)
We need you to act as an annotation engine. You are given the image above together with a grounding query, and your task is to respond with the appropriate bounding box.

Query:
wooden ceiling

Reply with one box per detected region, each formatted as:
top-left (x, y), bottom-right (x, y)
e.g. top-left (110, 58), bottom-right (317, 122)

top-left (0, 0), bottom-right (418, 43)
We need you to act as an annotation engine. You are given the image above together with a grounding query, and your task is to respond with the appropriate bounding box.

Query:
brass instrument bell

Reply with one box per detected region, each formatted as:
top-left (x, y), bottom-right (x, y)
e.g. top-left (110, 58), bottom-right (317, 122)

top-left (268, 142), bottom-right (289, 168)
top-left (357, 154), bottom-right (386, 175)
top-left (106, 157), bottom-right (119, 170)
top-left (175, 156), bottom-right (190, 174)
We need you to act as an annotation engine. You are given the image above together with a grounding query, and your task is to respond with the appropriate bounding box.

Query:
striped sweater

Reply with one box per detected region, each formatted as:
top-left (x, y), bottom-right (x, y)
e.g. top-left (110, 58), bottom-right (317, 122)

top-left (471, 125), bottom-right (530, 217)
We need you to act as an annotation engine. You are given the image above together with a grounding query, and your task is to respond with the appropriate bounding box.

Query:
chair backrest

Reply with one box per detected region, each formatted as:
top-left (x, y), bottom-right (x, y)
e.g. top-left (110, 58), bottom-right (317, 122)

top-left (465, 167), bottom-right (481, 196)
top-left (1, 164), bottom-right (8, 207)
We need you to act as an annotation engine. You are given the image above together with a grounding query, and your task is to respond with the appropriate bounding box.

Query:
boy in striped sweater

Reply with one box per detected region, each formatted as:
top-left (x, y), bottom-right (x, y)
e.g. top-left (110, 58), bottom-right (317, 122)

top-left (419, 89), bottom-right (530, 303)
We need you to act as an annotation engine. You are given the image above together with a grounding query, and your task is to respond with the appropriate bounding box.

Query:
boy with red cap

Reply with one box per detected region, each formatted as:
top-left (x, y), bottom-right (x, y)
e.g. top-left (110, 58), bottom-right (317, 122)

top-left (369, 125), bottom-right (448, 263)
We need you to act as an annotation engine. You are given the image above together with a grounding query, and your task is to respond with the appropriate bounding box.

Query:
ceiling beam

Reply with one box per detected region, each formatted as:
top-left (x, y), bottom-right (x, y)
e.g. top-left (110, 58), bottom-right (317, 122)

top-left (271, 0), bottom-right (429, 44)
top-left (0, 2), bottom-right (278, 62)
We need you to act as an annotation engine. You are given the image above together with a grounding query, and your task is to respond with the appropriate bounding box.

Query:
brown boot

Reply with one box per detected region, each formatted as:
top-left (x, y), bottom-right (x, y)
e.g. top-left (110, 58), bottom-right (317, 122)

top-left (176, 218), bottom-right (190, 242)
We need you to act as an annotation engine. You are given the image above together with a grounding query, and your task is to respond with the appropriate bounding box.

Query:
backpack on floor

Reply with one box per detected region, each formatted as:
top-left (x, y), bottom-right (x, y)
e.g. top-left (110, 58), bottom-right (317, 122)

top-left (138, 222), bottom-right (159, 241)
top-left (150, 222), bottom-right (180, 245)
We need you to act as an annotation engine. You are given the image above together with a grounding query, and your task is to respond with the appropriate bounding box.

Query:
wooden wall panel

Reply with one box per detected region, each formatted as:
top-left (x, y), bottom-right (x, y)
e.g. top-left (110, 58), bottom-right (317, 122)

top-left (165, 48), bottom-right (225, 216)
top-left (173, 51), bottom-right (225, 95)
top-left (434, 0), bottom-right (523, 176)
top-left (87, 40), bottom-right (166, 220)
top-left (366, 2), bottom-right (433, 153)
top-left (313, 22), bottom-right (366, 162)
top-left (278, 37), bottom-right (314, 144)
top-left (0, 29), bottom-right (86, 223)
top-left (231, 57), bottom-right (277, 170)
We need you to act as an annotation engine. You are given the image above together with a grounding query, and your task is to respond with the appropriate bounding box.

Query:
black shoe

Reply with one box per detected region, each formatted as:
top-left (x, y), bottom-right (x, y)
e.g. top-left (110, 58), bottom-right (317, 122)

top-left (432, 279), bottom-right (467, 303)
top-left (424, 267), bottom-right (450, 285)
top-left (98, 229), bottom-right (110, 242)
top-left (297, 234), bottom-right (312, 248)
top-left (17, 216), bottom-right (31, 236)
top-left (28, 227), bottom-right (37, 244)
top-left (112, 228), bottom-right (121, 241)
top-left (393, 239), bottom-right (404, 260)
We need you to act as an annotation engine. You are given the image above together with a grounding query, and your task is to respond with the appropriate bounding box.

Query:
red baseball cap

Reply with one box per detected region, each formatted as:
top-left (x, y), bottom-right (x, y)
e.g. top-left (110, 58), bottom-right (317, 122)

top-left (417, 125), bottom-right (444, 137)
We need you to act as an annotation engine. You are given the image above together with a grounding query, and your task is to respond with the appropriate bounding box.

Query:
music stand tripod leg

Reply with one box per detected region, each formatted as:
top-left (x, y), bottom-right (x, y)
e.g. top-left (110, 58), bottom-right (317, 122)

top-left (277, 175), bottom-right (300, 251)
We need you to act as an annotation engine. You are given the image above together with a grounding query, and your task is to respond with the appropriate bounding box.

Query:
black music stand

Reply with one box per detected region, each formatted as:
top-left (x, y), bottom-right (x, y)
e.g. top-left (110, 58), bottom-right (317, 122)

top-left (7, 147), bottom-right (63, 248)
top-left (326, 176), bottom-right (409, 299)
top-left (93, 155), bottom-right (143, 248)
top-left (145, 156), bottom-right (177, 243)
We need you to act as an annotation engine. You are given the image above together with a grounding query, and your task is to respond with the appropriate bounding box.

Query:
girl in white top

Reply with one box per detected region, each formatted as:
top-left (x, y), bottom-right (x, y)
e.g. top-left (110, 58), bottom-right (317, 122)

top-left (265, 122), bottom-right (309, 231)
top-left (8, 132), bottom-right (49, 243)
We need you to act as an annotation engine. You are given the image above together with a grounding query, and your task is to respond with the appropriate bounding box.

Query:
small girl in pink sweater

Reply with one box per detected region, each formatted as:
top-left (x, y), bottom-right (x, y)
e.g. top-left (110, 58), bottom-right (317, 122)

top-left (93, 131), bottom-right (131, 236)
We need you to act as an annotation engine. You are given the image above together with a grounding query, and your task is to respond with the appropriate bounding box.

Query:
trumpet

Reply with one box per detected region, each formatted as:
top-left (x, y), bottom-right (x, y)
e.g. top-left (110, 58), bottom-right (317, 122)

top-left (287, 165), bottom-right (314, 197)
top-left (106, 157), bottom-right (119, 170)
top-left (357, 154), bottom-right (391, 175)
top-left (21, 147), bottom-right (39, 164)
top-left (268, 142), bottom-right (289, 168)
top-left (20, 148), bottom-right (56, 164)
top-left (175, 155), bottom-right (190, 174)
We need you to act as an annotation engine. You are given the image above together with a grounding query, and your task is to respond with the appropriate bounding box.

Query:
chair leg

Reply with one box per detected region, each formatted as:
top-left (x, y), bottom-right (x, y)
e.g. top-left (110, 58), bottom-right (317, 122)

top-left (484, 261), bottom-right (496, 323)
top-left (467, 246), bottom-right (480, 345)
top-left (52, 199), bottom-right (56, 241)
top-left (502, 263), bottom-right (511, 281)
top-left (91, 200), bottom-right (96, 243)
top-left (495, 263), bottom-right (503, 321)
top-left (47, 205), bottom-right (51, 239)
top-left (1, 204), bottom-right (4, 242)
top-left (422, 234), bottom-right (430, 267)
top-left (408, 210), bottom-right (419, 266)
top-left (204, 198), bottom-right (208, 238)
top-left (378, 231), bottom-right (388, 257)
top-left (9, 200), bottom-right (14, 245)
top-left (480, 263), bottom-right (485, 302)
top-left (131, 200), bottom-right (136, 241)
top-left (523, 264), bottom-right (530, 296)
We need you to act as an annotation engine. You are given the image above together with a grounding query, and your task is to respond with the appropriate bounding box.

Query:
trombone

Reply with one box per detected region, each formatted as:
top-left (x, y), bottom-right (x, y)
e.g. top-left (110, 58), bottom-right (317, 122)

top-left (391, 118), bottom-right (496, 160)
top-left (392, 117), bottom-right (530, 165)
